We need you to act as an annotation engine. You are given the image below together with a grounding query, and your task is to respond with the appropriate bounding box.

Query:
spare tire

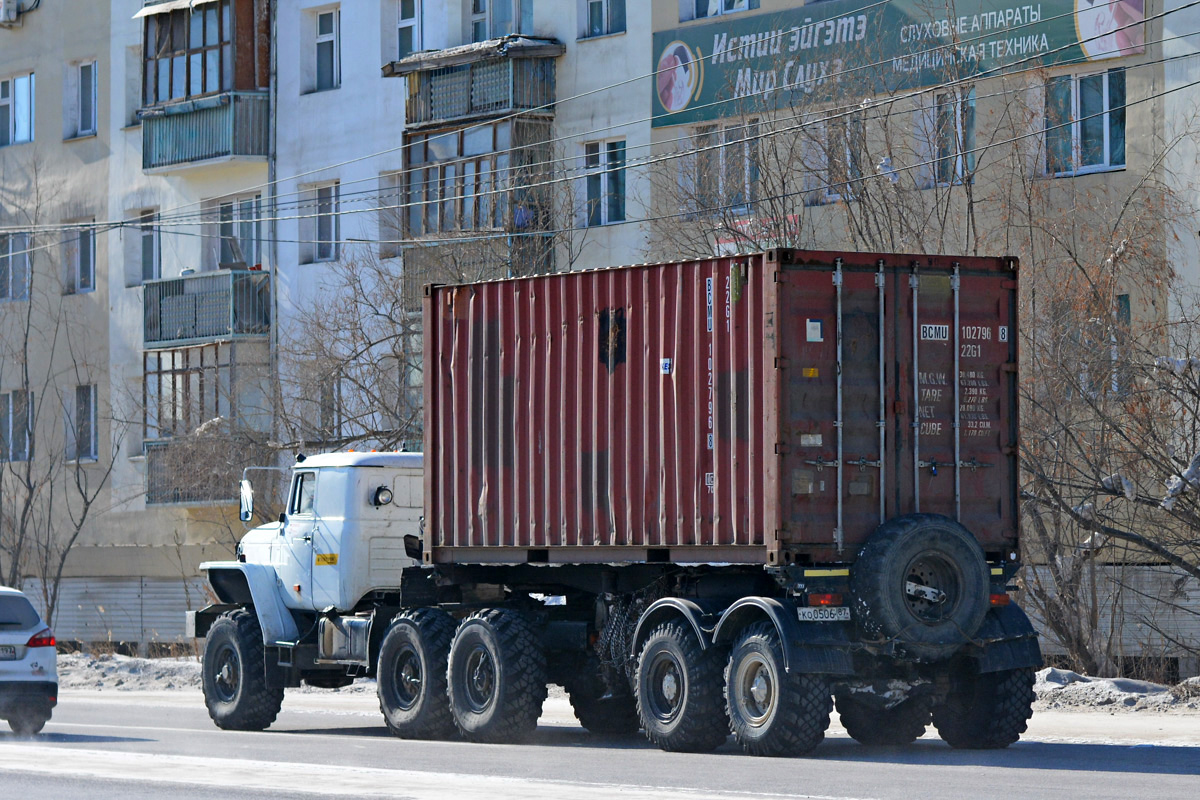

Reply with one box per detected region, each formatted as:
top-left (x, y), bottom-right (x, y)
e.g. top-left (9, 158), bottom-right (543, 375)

top-left (849, 514), bottom-right (989, 662)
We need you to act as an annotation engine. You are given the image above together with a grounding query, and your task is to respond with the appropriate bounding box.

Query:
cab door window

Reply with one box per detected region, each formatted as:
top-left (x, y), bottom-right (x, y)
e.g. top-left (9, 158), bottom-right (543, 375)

top-left (289, 471), bottom-right (317, 515)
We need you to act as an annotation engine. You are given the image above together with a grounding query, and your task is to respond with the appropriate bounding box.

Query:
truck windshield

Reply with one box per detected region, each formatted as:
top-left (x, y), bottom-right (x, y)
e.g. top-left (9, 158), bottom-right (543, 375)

top-left (0, 596), bottom-right (41, 629)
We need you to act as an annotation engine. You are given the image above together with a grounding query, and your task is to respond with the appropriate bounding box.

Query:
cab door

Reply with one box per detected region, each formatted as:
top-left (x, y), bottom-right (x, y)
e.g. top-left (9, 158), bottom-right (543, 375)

top-left (277, 470), bottom-right (318, 609)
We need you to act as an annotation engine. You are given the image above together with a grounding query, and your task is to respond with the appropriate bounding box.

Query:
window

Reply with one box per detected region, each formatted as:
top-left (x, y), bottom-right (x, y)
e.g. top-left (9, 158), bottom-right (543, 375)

top-left (0, 390), bottom-right (32, 462)
top-left (692, 120), bottom-right (759, 215)
top-left (399, 0), bottom-right (421, 59)
top-left (404, 121), bottom-right (527, 236)
top-left (142, 1), bottom-right (232, 106)
top-left (140, 211), bottom-right (160, 283)
top-left (1046, 68), bottom-right (1126, 175)
top-left (0, 73), bottom-right (36, 146)
top-left (935, 88), bottom-right (976, 185)
top-left (315, 9), bottom-right (341, 92)
top-left (680, 0), bottom-right (758, 21)
top-left (472, 0), bottom-right (532, 42)
top-left (301, 183), bottom-right (340, 263)
top-left (216, 194), bottom-right (261, 268)
top-left (66, 61), bottom-right (98, 138)
top-left (1, 233), bottom-right (31, 301)
top-left (805, 113), bottom-right (864, 205)
top-left (65, 384), bottom-right (97, 462)
top-left (64, 224), bottom-right (95, 294)
top-left (290, 471), bottom-right (317, 515)
top-left (379, 172), bottom-right (404, 258)
top-left (584, 140), bottom-right (626, 226)
top-left (580, 0), bottom-right (625, 37)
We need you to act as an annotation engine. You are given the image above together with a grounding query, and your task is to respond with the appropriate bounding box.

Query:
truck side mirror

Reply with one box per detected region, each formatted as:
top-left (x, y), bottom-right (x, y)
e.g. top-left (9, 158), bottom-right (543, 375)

top-left (239, 480), bottom-right (254, 522)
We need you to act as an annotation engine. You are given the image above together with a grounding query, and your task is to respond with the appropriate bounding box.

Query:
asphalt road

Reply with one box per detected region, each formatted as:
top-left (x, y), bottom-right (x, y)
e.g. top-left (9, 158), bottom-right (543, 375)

top-left (1, 690), bottom-right (1198, 799)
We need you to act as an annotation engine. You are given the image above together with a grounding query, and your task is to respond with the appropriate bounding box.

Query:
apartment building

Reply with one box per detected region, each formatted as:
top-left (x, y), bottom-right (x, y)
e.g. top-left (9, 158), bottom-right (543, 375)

top-left (0, 0), bottom-right (119, 632)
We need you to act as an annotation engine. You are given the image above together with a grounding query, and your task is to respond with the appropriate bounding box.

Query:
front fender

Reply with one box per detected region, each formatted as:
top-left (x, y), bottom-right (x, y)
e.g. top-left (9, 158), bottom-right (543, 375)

top-left (200, 561), bottom-right (300, 645)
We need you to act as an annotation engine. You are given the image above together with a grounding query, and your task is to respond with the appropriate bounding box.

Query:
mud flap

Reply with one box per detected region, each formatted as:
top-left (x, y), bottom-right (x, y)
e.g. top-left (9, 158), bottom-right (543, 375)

top-left (972, 604), bottom-right (1043, 673)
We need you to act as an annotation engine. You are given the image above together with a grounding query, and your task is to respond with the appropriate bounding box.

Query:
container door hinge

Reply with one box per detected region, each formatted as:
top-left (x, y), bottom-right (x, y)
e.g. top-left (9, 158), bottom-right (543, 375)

top-left (775, 443), bottom-right (791, 455)
top-left (775, 357), bottom-right (789, 369)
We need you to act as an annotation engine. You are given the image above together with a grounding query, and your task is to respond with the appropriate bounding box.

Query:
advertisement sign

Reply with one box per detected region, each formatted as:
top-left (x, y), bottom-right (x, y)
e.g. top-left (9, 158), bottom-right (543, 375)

top-left (652, 0), bottom-right (1145, 126)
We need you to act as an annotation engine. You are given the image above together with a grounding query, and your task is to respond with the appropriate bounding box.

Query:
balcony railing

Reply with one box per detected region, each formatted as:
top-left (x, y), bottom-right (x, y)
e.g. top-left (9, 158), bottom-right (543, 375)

top-left (405, 57), bottom-right (556, 127)
top-left (144, 269), bottom-right (270, 348)
top-left (141, 91), bottom-right (269, 171)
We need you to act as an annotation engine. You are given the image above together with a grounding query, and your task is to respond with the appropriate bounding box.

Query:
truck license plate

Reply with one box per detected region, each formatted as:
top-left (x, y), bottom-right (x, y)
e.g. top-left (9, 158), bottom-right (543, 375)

top-left (797, 606), bottom-right (850, 622)
top-left (0, 645), bottom-right (15, 660)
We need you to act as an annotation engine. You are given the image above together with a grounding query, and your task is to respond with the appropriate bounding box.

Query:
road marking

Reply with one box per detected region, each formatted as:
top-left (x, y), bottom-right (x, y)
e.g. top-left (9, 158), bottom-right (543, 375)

top-left (0, 744), bottom-right (877, 800)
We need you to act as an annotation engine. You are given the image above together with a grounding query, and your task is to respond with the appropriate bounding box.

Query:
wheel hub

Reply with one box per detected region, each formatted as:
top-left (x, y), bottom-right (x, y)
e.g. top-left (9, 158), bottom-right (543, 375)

top-left (735, 655), bottom-right (775, 724)
top-left (661, 669), bottom-right (679, 704)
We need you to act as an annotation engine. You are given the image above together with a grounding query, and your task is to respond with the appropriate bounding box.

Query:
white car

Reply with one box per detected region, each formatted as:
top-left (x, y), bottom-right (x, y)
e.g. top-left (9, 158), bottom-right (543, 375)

top-left (0, 586), bottom-right (58, 735)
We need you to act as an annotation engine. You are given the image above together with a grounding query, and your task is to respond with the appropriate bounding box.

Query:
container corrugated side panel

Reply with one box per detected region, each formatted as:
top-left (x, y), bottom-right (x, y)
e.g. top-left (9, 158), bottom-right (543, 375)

top-left (425, 256), bottom-right (773, 562)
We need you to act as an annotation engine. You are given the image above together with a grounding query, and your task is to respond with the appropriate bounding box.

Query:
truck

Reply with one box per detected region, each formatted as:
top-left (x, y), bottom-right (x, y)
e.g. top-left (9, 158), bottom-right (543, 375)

top-left (188, 249), bottom-right (1041, 756)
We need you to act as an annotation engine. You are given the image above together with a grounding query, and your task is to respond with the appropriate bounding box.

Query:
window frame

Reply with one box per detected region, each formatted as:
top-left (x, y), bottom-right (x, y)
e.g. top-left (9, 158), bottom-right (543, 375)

top-left (403, 122), bottom-right (516, 237)
top-left (583, 138), bottom-right (627, 227)
top-left (314, 8), bottom-right (341, 92)
top-left (142, 1), bottom-right (232, 107)
top-left (289, 470), bottom-right (318, 516)
top-left (65, 223), bottom-right (96, 295)
top-left (1, 389), bottom-right (32, 462)
top-left (314, 183), bottom-right (340, 262)
top-left (76, 60), bottom-right (98, 137)
top-left (935, 88), bottom-right (976, 186)
top-left (1045, 67), bottom-right (1126, 177)
top-left (580, 0), bottom-right (625, 38)
top-left (66, 384), bottom-right (98, 463)
top-left (692, 119), bottom-right (759, 216)
top-left (140, 210), bottom-right (161, 283)
top-left (808, 113), bottom-right (864, 205)
top-left (217, 193), bottom-right (262, 268)
top-left (471, 0), bottom-right (488, 42)
top-left (0, 233), bottom-right (31, 301)
top-left (681, 0), bottom-right (758, 22)
top-left (398, 0), bottom-right (421, 59)
top-left (0, 72), bottom-right (36, 147)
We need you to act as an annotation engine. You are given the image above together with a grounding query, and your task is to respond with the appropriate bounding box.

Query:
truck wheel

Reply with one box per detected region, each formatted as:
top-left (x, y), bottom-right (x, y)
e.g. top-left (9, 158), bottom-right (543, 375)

top-left (6, 702), bottom-right (49, 735)
top-left (932, 665), bottom-right (1035, 749)
top-left (835, 694), bottom-right (931, 746)
top-left (564, 665), bottom-right (639, 736)
top-left (447, 609), bottom-right (548, 743)
top-left (725, 623), bottom-right (831, 756)
top-left (202, 609), bottom-right (284, 731)
top-left (378, 608), bottom-right (457, 739)
top-left (850, 514), bottom-right (989, 662)
top-left (635, 622), bottom-right (728, 753)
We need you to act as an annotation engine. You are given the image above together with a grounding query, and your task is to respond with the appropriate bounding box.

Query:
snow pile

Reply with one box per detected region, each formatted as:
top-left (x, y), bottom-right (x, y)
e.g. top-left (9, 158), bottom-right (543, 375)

top-left (1034, 667), bottom-right (1200, 712)
top-left (56, 652), bottom-right (377, 695)
top-left (58, 653), bottom-right (203, 691)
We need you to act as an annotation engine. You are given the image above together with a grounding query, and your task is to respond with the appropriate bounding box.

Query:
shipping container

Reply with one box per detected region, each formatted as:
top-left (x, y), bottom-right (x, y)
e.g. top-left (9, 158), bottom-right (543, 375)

top-left (423, 249), bottom-right (1019, 566)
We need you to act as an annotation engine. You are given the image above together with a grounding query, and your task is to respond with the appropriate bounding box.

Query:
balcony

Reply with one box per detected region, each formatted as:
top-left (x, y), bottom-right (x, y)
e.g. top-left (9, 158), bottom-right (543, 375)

top-left (384, 36), bottom-right (563, 128)
top-left (144, 269), bottom-right (270, 349)
top-left (140, 91), bottom-right (269, 172)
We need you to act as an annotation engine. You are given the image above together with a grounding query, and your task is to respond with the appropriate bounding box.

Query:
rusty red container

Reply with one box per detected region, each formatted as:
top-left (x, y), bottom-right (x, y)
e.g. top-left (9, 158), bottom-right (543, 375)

top-left (423, 249), bottom-right (1019, 566)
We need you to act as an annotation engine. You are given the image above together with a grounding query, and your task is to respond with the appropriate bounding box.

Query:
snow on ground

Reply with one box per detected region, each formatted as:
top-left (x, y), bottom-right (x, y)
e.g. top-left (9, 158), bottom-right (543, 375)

top-left (1033, 667), bottom-right (1200, 713)
top-left (58, 654), bottom-right (1200, 714)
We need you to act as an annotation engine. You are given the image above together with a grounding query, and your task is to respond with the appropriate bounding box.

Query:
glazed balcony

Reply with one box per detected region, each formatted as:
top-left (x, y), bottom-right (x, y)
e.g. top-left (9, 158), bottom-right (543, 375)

top-left (143, 269), bottom-right (269, 349)
top-left (140, 91), bottom-right (269, 172)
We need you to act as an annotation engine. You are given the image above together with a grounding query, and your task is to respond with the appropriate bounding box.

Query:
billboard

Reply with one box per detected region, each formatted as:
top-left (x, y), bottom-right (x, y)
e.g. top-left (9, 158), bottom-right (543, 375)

top-left (652, 0), bottom-right (1145, 126)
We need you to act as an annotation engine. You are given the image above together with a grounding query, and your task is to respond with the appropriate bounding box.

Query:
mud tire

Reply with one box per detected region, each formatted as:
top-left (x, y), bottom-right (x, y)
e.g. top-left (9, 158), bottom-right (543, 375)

top-left (725, 623), bottom-right (831, 757)
top-left (835, 694), bottom-right (931, 746)
top-left (850, 514), bottom-right (990, 661)
top-left (635, 622), bottom-right (728, 753)
top-left (378, 608), bottom-right (457, 739)
top-left (447, 609), bottom-right (548, 743)
top-left (202, 609), bottom-right (284, 731)
top-left (932, 665), bottom-right (1036, 749)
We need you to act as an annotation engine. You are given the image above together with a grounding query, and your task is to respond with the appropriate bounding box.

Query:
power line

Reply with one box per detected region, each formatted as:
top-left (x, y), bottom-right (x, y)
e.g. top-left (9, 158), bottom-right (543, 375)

top-left (0, 0), bottom-right (1168, 235)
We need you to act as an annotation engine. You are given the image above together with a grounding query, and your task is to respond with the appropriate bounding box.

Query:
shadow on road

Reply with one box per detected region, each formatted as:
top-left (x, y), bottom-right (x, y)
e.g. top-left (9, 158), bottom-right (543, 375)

top-left (263, 721), bottom-right (1200, 776)
top-left (1, 732), bottom-right (155, 745)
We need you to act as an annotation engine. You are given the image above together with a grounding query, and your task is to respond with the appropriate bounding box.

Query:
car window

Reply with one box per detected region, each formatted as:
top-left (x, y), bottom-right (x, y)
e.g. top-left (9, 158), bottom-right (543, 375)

top-left (290, 471), bottom-right (317, 516)
top-left (0, 596), bottom-right (41, 629)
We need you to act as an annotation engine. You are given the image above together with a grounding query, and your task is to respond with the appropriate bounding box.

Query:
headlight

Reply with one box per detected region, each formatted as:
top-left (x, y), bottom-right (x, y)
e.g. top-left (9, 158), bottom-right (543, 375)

top-left (372, 486), bottom-right (394, 506)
